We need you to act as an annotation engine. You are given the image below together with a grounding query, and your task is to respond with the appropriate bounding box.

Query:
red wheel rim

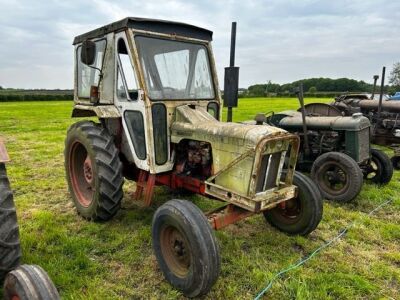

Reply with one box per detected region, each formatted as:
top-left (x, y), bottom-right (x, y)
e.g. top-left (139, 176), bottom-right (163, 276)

top-left (69, 141), bottom-right (95, 207)
top-left (276, 198), bottom-right (302, 223)
top-left (160, 225), bottom-right (191, 278)
top-left (11, 296), bottom-right (20, 300)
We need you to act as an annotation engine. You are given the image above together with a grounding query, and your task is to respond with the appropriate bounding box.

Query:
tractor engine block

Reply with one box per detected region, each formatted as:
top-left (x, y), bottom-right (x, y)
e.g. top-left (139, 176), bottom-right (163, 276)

top-left (175, 140), bottom-right (212, 179)
top-left (301, 130), bottom-right (341, 155)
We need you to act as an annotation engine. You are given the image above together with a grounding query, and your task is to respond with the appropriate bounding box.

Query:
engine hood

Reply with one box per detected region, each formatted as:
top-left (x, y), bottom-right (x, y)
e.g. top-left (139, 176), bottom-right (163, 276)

top-left (269, 110), bottom-right (371, 132)
top-left (171, 105), bottom-right (288, 151)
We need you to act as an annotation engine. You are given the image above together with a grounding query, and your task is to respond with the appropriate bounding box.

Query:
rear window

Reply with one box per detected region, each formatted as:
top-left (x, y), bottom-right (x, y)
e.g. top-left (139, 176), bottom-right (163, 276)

top-left (76, 39), bottom-right (106, 98)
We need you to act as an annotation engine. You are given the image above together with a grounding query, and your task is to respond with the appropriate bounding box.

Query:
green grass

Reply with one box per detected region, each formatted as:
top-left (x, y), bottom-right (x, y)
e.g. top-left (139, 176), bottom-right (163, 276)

top-left (0, 98), bottom-right (399, 299)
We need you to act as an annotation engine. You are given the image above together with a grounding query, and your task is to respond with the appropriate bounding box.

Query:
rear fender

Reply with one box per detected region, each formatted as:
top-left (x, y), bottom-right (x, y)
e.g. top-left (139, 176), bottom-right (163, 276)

top-left (72, 105), bottom-right (121, 118)
top-left (0, 139), bottom-right (10, 163)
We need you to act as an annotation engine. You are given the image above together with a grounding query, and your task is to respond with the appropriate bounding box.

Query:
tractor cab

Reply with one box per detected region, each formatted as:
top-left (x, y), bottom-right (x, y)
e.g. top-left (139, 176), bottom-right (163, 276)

top-left (73, 17), bottom-right (221, 174)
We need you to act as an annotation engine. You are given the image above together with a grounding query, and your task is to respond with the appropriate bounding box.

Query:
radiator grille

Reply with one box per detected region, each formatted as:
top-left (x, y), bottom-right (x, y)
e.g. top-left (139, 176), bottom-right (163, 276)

top-left (255, 151), bottom-right (286, 193)
top-left (358, 128), bottom-right (370, 162)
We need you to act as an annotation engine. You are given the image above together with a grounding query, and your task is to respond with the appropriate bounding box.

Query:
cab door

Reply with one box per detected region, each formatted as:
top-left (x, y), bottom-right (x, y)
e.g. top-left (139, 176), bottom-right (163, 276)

top-left (114, 32), bottom-right (150, 171)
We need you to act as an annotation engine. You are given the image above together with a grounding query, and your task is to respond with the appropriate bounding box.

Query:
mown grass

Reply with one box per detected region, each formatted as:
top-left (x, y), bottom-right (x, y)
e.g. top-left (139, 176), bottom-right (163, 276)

top-left (0, 98), bottom-right (399, 299)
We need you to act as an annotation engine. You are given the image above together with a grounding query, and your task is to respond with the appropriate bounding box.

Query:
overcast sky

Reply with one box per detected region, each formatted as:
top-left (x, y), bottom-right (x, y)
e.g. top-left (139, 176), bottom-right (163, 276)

top-left (0, 0), bottom-right (399, 89)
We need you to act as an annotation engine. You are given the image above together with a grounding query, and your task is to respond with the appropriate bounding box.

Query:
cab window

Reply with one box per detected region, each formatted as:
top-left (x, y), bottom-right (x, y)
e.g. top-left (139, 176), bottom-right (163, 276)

top-left (77, 39), bottom-right (106, 98)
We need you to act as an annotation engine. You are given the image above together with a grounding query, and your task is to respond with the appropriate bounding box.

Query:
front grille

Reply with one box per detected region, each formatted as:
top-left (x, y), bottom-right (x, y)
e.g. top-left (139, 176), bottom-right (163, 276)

top-left (358, 128), bottom-right (370, 162)
top-left (255, 151), bottom-right (286, 193)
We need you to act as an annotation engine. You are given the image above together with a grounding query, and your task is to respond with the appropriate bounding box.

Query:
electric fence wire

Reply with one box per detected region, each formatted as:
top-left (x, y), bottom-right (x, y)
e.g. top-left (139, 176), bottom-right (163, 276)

top-left (254, 198), bottom-right (393, 300)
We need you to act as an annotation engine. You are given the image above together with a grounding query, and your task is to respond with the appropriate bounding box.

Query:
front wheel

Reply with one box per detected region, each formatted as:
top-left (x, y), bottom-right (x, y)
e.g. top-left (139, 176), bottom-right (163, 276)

top-left (264, 171), bottom-right (323, 236)
top-left (3, 265), bottom-right (60, 300)
top-left (363, 149), bottom-right (393, 185)
top-left (152, 200), bottom-right (220, 297)
top-left (311, 152), bottom-right (363, 202)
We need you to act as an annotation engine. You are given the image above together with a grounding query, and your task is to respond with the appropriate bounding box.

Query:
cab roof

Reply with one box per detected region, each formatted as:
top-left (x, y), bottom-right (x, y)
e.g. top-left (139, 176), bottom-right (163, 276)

top-left (73, 17), bottom-right (213, 45)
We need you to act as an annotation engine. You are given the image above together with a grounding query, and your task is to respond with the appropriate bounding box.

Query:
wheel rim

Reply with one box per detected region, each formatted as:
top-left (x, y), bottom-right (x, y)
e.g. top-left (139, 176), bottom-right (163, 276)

top-left (365, 158), bottom-right (380, 180)
top-left (274, 198), bottom-right (302, 224)
top-left (11, 295), bottom-right (20, 300)
top-left (69, 141), bottom-right (95, 207)
top-left (160, 225), bottom-right (191, 278)
top-left (316, 161), bottom-right (349, 196)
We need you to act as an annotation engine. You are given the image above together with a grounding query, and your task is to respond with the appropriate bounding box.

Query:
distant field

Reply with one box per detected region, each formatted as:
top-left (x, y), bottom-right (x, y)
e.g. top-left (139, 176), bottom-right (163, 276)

top-left (0, 98), bottom-right (399, 299)
top-left (222, 97), bottom-right (331, 121)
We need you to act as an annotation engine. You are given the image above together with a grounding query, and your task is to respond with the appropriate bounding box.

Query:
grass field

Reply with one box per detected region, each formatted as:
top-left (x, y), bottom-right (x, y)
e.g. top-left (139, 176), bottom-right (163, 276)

top-left (0, 98), bottom-right (399, 299)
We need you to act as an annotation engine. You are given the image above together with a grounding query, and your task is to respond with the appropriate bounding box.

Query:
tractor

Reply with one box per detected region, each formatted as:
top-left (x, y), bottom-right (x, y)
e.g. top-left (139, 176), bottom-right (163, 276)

top-left (244, 85), bottom-right (393, 203)
top-left (330, 68), bottom-right (400, 169)
top-left (65, 17), bottom-right (323, 297)
top-left (0, 140), bottom-right (60, 299)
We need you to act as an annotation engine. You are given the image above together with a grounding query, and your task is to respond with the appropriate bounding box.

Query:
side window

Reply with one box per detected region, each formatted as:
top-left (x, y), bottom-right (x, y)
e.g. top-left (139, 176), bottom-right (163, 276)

top-left (77, 39), bottom-right (106, 98)
top-left (117, 67), bottom-right (127, 99)
top-left (117, 38), bottom-right (138, 100)
top-left (207, 102), bottom-right (219, 120)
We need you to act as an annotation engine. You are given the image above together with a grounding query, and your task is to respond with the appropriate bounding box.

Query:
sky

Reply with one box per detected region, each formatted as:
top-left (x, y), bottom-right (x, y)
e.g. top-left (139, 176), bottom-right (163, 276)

top-left (0, 0), bottom-right (399, 89)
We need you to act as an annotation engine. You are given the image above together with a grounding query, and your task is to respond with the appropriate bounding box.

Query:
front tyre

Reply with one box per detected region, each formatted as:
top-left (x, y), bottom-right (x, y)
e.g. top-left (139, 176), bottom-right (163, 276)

top-left (311, 152), bottom-right (363, 202)
top-left (363, 149), bottom-right (393, 185)
top-left (264, 171), bottom-right (323, 236)
top-left (64, 121), bottom-right (124, 221)
top-left (3, 265), bottom-right (60, 300)
top-left (152, 200), bottom-right (220, 297)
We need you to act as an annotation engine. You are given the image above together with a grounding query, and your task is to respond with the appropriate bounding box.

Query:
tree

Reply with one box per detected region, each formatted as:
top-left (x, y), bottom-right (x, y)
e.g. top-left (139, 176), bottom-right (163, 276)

top-left (389, 62), bottom-right (400, 87)
top-left (308, 86), bottom-right (317, 93)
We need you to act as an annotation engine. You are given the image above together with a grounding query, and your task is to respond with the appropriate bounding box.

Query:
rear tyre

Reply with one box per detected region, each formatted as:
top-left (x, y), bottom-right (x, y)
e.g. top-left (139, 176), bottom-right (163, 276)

top-left (264, 171), bottom-right (323, 236)
top-left (364, 149), bottom-right (393, 185)
top-left (311, 152), bottom-right (363, 202)
top-left (391, 155), bottom-right (400, 170)
top-left (0, 163), bottom-right (21, 282)
top-left (64, 121), bottom-right (124, 221)
top-left (3, 264), bottom-right (60, 300)
top-left (152, 200), bottom-right (220, 297)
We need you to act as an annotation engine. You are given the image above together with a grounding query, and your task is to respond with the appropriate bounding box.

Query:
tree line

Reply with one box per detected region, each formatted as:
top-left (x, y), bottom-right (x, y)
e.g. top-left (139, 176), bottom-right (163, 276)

top-left (244, 63), bottom-right (400, 98)
top-left (244, 77), bottom-right (398, 98)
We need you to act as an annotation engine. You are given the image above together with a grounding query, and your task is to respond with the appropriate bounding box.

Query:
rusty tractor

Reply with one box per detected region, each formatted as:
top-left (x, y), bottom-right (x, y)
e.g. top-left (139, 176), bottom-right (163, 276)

top-left (0, 140), bottom-right (60, 299)
top-left (245, 85), bottom-right (393, 203)
top-left (329, 68), bottom-right (400, 169)
top-left (65, 18), bottom-right (323, 297)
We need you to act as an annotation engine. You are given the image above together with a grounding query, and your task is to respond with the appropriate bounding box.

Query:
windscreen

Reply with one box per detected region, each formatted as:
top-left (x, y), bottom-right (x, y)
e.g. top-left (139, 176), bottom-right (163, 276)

top-left (135, 36), bottom-right (214, 100)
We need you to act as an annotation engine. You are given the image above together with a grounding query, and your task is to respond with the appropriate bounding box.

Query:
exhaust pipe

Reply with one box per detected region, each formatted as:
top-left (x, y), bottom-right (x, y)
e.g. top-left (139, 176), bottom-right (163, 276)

top-left (224, 22), bottom-right (239, 122)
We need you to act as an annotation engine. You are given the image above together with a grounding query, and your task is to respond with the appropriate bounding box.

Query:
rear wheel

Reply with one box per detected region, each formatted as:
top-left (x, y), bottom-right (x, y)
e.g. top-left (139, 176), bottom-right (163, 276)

top-left (363, 149), bottom-right (393, 185)
top-left (65, 121), bottom-right (124, 221)
top-left (0, 163), bottom-right (21, 282)
top-left (152, 200), bottom-right (220, 297)
top-left (311, 152), bottom-right (363, 202)
top-left (264, 171), bottom-right (323, 236)
top-left (390, 155), bottom-right (400, 170)
top-left (3, 264), bottom-right (60, 300)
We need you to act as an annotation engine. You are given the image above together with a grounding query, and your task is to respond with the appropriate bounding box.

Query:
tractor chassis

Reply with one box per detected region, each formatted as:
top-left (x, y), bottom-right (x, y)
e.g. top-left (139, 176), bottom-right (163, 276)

top-left (131, 135), bottom-right (300, 230)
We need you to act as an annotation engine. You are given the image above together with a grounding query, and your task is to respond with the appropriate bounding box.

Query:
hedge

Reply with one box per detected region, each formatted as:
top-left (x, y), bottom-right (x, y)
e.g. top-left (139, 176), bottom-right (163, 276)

top-left (0, 94), bottom-right (73, 102)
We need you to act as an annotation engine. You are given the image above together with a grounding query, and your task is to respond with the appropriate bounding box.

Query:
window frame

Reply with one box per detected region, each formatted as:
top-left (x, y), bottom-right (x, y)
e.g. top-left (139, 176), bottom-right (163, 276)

top-left (134, 35), bottom-right (216, 101)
